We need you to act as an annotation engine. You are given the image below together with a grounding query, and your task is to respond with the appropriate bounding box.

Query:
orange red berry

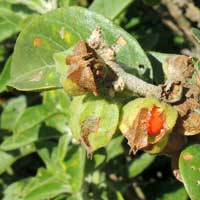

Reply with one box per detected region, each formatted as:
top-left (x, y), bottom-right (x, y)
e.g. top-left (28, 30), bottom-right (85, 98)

top-left (147, 106), bottom-right (164, 136)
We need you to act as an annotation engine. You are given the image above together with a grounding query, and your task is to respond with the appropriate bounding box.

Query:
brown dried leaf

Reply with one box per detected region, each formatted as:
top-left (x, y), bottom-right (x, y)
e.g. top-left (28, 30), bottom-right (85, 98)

top-left (174, 98), bottom-right (200, 117)
top-left (194, 73), bottom-right (200, 87)
top-left (185, 83), bottom-right (200, 100)
top-left (161, 81), bottom-right (183, 103)
top-left (183, 112), bottom-right (200, 135)
top-left (165, 55), bottom-right (194, 82)
top-left (124, 108), bottom-right (149, 154)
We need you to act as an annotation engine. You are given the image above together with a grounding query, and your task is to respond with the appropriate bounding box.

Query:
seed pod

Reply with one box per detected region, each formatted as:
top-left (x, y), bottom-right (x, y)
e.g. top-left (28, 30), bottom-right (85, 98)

top-left (63, 40), bottom-right (116, 96)
top-left (119, 97), bottom-right (178, 154)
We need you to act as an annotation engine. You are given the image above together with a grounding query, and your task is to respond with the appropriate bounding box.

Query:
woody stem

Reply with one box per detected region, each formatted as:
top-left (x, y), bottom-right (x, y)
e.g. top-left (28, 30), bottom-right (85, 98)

top-left (87, 27), bottom-right (162, 99)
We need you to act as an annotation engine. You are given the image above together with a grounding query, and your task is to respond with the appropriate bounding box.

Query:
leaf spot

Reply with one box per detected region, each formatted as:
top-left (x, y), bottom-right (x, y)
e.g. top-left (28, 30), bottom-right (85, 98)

top-left (196, 180), bottom-right (200, 186)
top-left (59, 27), bottom-right (65, 39)
top-left (80, 116), bottom-right (100, 154)
top-left (191, 166), bottom-right (196, 170)
top-left (30, 71), bottom-right (43, 82)
top-left (183, 153), bottom-right (193, 160)
top-left (116, 36), bottom-right (127, 47)
top-left (112, 36), bottom-right (127, 53)
top-left (33, 37), bottom-right (42, 47)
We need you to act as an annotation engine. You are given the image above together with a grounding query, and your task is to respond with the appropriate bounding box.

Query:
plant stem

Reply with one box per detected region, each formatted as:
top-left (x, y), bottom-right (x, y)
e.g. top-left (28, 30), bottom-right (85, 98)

top-left (87, 27), bottom-right (162, 99)
top-left (105, 60), bottom-right (162, 98)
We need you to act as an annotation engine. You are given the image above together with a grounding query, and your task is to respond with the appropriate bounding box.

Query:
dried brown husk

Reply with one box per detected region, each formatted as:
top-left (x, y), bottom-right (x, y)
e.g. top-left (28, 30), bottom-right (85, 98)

top-left (66, 40), bottom-right (116, 96)
top-left (174, 98), bottom-right (200, 117)
top-left (124, 107), bottom-right (168, 154)
top-left (66, 41), bottom-right (99, 95)
top-left (124, 108), bottom-right (149, 154)
top-left (165, 55), bottom-right (194, 82)
top-left (183, 112), bottom-right (200, 135)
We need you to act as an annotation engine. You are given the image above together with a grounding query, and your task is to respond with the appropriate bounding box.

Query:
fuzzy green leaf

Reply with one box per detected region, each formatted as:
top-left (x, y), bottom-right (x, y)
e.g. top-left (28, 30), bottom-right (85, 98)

top-left (0, 57), bottom-right (12, 92)
top-left (0, 95), bottom-right (27, 131)
top-left (179, 144), bottom-right (200, 200)
top-left (0, 9), bottom-right (22, 42)
top-left (128, 153), bottom-right (155, 178)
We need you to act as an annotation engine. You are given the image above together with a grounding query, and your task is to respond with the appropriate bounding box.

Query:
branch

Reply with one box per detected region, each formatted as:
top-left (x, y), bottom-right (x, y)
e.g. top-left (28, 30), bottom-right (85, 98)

top-left (161, 0), bottom-right (200, 58)
top-left (87, 27), bottom-right (162, 99)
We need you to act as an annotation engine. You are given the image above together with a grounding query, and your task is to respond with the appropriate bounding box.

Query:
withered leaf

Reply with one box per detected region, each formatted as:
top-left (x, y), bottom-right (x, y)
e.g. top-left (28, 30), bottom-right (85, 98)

top-left (161, 81), bottom-right (183, 103)
top-left (174, 98), bottom-right (200, 117)
top-left (124, 108), bottom-right (149, 154)
top-left (80, 116), bottom-right (100, 154)
top-left (194, 73), bottom-right (200, 87)
top-left (165, 55), bottom-right (194, 82)
top-left (185, 83), bottom-right (200, 101)
top-left (183, 112), bottom-right (200, 135)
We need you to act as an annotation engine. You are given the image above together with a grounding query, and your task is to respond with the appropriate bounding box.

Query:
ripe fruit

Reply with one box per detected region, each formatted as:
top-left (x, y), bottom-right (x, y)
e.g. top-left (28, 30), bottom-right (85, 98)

top-left (119, 97), bottom-right (178, 154)
top-left (147, 106), bottom-right (165, 136)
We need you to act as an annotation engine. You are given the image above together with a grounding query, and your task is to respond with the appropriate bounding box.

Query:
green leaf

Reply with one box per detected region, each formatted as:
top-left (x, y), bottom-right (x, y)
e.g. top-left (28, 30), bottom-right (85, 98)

top-left (69, 94), bottom-right (120, 153)
top-left (192, 28), bottom-right (200, 43)
top-left (0, 57), bottom-right (12, 92)
top-left (179, 144), bottom-right (200, 200)
top-left (3, 170), bottom-right (70, 200)
top-left (147, 51), bottom-right (177, 84)
top-left (0, 150), bottom-right (17, 174)
top-left (5, 0), bottom-right (50, 14)
top-left (0, 144), bottom-right (36, 175)
top-left (89, 0), bottom-right (133, 20)
top-left (23, 169), bottom-right (71, 200)
top-left (0, 95), bottom-right (27, 131)
top-left (43, 90), bottom-right (71, 133)
top-left (148, 51), bottom-right (176, 65)
top-left (14, 105), bottom-right (55, 134)
top-left (38, 145), bottom-right (85, 195)
top-left (51, 134), bottom-right (71, 164)
top-left (1, 125), bottom-right (40, 151)
top-left (128, 153), bottom-right (155, 178)
top-left (42, 89), bottom-right (71, 115)
top-left (3, 178), bottom-right (30, 200)
top-left (64, 146), bottom-right (86, 193)
top-left (106, 135), bottom-right (123, 161)
top-left (0, 44), bottom-right (6, 62)
top-left (1, 105), bottom-right (61, 151)
top-left (1, 90), bottom-right (71, 151)
top-left (10, 6), bottom-right (151, 91)
top-left (0, 9), bottom-right (22, 42)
